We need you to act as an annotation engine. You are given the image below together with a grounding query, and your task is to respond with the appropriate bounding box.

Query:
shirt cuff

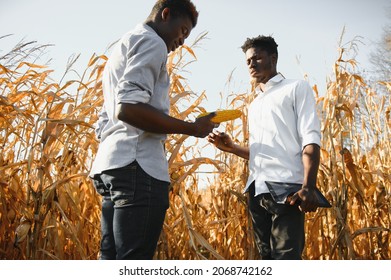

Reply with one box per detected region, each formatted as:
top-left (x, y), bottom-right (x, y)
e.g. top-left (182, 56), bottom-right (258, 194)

top-left (301, 132), bottom-right (321, 149)
top-left (117, 89), bottom-right (151, 104)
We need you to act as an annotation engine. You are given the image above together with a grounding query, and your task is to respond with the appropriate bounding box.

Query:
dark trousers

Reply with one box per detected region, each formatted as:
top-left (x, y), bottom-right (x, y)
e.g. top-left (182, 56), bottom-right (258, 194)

top-left (92, 161), bottom-right (169, 260)
top-left (248, 183), bottom-right (305, 260)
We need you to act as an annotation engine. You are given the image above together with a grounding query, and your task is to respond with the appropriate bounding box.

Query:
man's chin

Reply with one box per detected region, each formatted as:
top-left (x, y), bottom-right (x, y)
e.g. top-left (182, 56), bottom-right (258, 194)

top-left (250, 75), bottom-right (262, 83)
top-left (251, 77), bottom-right (263, 84)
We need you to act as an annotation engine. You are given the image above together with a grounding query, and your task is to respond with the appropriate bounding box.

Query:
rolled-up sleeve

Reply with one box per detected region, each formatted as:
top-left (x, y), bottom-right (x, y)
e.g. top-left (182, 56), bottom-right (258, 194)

top-left (295, 81), bottom-right (321, 149)
top-left (116, 36), bottom-right (167, 104)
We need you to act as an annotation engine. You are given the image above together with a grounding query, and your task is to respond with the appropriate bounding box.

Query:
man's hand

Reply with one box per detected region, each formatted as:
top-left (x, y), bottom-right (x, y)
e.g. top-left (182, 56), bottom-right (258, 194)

top-left (288, 186), bottom-right (318, 213)
top-left (207, 131), bottom-right (234, 152)
top-left (207, 131), bottom-right (249, 159)
top-left (192, 113), bottom-right (218, 138)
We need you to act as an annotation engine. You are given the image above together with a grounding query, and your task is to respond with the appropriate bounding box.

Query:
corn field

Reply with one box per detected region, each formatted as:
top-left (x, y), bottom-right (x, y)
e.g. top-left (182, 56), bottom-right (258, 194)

top-left (0, 35), bottom-right (390, 260)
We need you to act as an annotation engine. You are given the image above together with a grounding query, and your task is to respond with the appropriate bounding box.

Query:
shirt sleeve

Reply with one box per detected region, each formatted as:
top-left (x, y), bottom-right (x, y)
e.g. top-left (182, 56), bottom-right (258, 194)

top-left (116, 35), bottom-right (167, 104)
top-left (294, 80), bottom-right (321, 149)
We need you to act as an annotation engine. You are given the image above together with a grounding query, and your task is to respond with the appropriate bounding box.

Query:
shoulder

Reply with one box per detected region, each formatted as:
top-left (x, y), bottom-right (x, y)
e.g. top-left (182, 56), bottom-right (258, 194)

top-left (283, 78), bottom-right (311, 87)
top-left (121, 24), bottom-right (167, 58)
top-left (283, 79), bottom-right (313, 94)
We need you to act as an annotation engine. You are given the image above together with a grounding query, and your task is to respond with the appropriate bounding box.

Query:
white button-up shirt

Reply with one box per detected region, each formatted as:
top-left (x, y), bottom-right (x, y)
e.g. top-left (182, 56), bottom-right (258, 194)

top-left (90, 23), bottom-right (171, 182)
top-left (245, 74), bottom-right (321, 196)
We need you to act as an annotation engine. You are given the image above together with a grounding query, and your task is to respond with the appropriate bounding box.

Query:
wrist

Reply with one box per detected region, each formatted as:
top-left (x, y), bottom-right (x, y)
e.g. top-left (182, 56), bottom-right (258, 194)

top-left (182, 121), bottom-right (197, 136)
top-left (301, 183), bottom-right (316, 190)
top-left (231, 143), bottom-right (240, 153)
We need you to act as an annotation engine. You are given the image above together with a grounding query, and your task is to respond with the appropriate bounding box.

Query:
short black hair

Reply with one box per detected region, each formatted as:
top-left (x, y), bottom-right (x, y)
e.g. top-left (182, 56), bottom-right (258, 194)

top-left (241, 35), bottom-right (278, 58)
top-left (150, 0), bottom-right (199, 27)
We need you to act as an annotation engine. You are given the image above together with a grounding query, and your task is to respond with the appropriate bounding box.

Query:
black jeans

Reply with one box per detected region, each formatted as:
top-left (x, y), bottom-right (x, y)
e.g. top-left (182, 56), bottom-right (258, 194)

top-left (248, 183), bottom-right (305, 260)
top-left (92, 161), bottom-right (169, 260)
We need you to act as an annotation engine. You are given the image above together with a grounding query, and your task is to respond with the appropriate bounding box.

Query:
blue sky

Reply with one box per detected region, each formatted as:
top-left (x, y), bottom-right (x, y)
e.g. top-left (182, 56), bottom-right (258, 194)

top-left (1, 0), bottom-right (390, 111)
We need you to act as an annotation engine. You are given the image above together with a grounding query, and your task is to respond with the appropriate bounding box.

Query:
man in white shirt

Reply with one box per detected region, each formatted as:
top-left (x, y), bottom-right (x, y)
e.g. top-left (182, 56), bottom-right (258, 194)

top-left (90, 0), bottom-right (216, 260)
top-left (208, 35), bottom-right (321, 259)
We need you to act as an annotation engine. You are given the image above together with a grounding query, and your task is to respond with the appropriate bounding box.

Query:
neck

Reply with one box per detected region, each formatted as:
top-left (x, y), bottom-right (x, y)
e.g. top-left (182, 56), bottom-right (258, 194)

top-left (145, 20), bottom-right (156, 31)
top-left (257, 71), bottom-right (278, 86)
top-left (268, 71), bottom-right (279, 81)
top-left (145, 20), bottom-right (163, 39)
top-left (256, 72), bottom-right (280, 92)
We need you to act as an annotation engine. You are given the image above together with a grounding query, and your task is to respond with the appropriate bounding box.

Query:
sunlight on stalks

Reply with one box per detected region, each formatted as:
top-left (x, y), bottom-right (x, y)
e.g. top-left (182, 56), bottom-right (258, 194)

top-left (305, 41), bottom-right (390, 260)
top-left (0, 41), bottom-right (105, 259)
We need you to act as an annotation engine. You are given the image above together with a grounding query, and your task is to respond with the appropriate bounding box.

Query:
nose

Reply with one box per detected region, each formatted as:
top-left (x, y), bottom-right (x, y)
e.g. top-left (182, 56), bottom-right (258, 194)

top-left (178, 37), bottom-right (184, 46)
top-left (249, 59), bottom-right (256, 69)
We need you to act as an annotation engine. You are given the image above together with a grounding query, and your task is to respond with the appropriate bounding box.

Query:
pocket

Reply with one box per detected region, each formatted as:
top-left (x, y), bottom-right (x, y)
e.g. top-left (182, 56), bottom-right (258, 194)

top-left (91, 175), bottom-right (107, 196)
top-left (101, 164), bottom-right (137, 207)
top-left (153, 179), bottom-right (170, 209)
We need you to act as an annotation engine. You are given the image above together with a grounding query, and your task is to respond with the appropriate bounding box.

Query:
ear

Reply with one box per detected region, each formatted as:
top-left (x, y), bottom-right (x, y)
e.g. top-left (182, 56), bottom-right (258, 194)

top-left (161, 7), bottom-right (170, 21)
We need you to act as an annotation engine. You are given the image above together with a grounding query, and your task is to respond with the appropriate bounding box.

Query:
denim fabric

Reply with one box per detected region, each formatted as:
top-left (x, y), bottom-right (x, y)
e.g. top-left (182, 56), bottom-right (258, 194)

top-left (92, 161), bottom-right (169, 260)
top-left (248, 183), bottom-right (305, 260)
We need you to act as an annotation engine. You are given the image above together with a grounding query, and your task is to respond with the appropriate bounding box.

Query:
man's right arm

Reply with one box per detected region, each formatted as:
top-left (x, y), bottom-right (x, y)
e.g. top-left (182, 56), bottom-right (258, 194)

top-left (207, 131), bottom-right (249, 160)
top-left (117, 102), bottom-right (216, 138)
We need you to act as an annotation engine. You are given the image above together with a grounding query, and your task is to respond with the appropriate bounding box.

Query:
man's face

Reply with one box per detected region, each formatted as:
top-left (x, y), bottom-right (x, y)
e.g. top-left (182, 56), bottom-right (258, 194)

top-left (160, 10), bottom-right (193, 53)
top-left (245, 47), bottom-right (276, 84)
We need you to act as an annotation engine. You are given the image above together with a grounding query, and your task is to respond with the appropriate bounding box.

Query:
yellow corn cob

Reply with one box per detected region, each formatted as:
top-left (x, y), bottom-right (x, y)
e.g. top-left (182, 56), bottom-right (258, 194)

top-left (196, 109), bottom-right (242, 123)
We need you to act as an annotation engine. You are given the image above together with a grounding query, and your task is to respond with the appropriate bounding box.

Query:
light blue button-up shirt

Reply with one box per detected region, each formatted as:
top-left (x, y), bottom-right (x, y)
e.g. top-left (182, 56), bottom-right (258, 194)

top-left (90, 23), bottom-right (170, 182)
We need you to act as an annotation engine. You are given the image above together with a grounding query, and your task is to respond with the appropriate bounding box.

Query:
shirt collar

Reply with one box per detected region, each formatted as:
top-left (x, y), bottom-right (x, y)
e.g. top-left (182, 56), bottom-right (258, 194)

top-left (256, 73), bottom-right (285, 93)
top-left (141, 23), bottom-right (156, 34)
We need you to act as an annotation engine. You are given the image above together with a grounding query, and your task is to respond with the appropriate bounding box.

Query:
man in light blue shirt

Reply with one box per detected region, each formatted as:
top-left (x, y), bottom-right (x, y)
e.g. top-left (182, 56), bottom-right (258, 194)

top-left (208, 35), bottom-right (321, 259)
top-left (90, 0), bottom-right (216, 260)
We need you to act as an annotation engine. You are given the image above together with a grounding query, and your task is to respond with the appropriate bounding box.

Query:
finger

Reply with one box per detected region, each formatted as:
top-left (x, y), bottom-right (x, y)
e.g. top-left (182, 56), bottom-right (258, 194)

top-left (205, 112), bottom-right (216, 120)
top-left (211, 130), bottom-right (222, 138)
top-left (289, 193), bottom-right (300, 206)
top-left (301, 202), bottom-right (317, 213)
top-left (303, 207), bottom-right (315, 213)
top-left (219, 132), bottom-right (229, 141)
top-left (308, 204), bottom-right (318, 212)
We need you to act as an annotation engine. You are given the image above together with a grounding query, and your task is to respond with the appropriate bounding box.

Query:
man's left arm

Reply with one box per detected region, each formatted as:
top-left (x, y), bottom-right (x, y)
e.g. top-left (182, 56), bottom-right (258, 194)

top-left (289, 144), bottom-right (320, 212)
top-left (300, 143), bottom-right (320, 212)
top-left (289, 81), bottom-right (322, 212)
top-left (302, 143), bottom-right (320, 190)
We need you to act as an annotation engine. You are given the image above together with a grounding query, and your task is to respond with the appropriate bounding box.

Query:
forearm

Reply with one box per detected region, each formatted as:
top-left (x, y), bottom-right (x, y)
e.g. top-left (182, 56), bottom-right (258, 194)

top-left (117, 102), bottom-right (196, 135)
top-left (231, 144), bottom-right (250, 160)
top-left (302, 144), bottom-right (320, 188)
